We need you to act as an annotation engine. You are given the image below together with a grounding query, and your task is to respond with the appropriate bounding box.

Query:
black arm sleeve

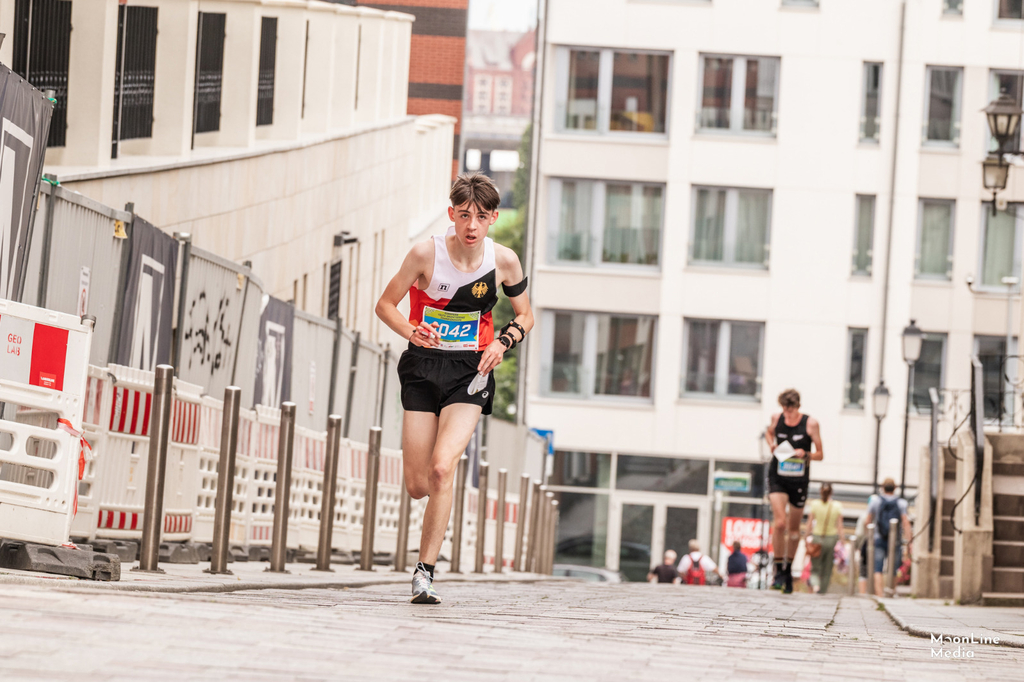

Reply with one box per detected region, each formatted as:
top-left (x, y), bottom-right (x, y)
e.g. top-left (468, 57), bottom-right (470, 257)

top-left (501, 276), bottom-right (528, 298)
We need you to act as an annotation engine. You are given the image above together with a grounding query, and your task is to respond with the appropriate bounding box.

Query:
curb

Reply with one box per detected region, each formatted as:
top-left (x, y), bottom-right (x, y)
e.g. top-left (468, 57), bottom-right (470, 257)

top-left (871, 595), bottom-right (1024, 650)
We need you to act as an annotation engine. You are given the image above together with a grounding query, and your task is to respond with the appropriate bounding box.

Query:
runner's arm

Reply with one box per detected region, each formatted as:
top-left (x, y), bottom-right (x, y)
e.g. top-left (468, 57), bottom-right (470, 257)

top-left (477, 246), bottom-right (536, 374)
top-left (764, 414), bottom-right (780, 454)
top-left (807, 417), bottom-right (824, 461)
top-left (374, 242), bottom-right (440, 348)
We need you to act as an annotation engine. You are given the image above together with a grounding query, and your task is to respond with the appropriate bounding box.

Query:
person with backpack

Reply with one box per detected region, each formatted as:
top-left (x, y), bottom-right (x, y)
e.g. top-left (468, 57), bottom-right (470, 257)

top-left (865, 478), bottom-right (912, 595)
top-left (677, 540), bottom-right (724, 586)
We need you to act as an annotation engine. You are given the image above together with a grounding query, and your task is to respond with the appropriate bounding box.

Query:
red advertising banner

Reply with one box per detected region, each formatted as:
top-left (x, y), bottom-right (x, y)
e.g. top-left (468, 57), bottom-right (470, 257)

top-left (721, 516), bottom-right (773, 558)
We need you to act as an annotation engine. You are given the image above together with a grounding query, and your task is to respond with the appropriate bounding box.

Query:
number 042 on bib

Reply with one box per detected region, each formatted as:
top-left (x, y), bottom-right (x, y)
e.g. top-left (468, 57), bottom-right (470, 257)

top-left (422, 307), bottom-right (480, 351)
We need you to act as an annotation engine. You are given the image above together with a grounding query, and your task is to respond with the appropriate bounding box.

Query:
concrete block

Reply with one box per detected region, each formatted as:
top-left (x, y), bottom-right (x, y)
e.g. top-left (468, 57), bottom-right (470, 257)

top-left (0, 541), bottom-right (120, 581)
top-left (159, 542), bottom-right (200, 564)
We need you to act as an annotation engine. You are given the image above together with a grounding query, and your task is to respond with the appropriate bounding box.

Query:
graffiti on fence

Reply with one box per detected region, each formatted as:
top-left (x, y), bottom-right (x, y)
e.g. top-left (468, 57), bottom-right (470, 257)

top-left (182, 290), bottom-right (233, 376)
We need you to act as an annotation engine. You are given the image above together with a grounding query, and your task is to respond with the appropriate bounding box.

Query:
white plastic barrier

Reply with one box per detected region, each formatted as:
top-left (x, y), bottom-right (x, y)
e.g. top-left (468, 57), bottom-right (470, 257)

top-left (194, 396), bottom-right (251, 545)
top-left (68, 366), bottom-right (113, 540)
top-left (162, 380), bottom-right (203, 541)
top-left (0, 300), bottom-right (93, 546)
top-left (294, 426), bottom-right (326, 552)
top-left (245, 409), bottom-right (302, 549)
top-left (483, 494), bottom-right (519, 570)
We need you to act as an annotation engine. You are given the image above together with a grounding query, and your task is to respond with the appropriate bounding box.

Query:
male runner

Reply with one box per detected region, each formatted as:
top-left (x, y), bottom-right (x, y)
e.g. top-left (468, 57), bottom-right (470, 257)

top-left (763, 389), bottom-right (823, 593)
top-left (375, 172), bottom-right (534, 604)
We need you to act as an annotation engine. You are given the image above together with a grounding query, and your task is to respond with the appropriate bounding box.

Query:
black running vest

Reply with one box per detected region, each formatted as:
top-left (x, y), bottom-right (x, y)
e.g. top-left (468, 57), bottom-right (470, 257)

top-left (773, 414), bottom-right (811, 481)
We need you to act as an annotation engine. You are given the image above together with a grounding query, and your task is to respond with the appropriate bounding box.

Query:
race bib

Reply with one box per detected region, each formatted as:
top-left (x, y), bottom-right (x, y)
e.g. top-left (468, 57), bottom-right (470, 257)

top-left (422, 306), bottom-right (480, 350)
top-left (777, 457), bottom-right (806, 478)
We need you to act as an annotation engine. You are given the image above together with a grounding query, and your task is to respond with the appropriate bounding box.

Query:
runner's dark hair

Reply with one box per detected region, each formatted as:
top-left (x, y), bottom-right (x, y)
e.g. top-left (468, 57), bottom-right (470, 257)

top-left (450, 172), bottom-right (501, 213)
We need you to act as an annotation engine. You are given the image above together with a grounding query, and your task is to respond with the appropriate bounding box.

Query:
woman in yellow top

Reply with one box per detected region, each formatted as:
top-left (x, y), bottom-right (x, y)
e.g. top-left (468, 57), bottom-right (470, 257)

top-left (805, 483), bottom-right (844, 594)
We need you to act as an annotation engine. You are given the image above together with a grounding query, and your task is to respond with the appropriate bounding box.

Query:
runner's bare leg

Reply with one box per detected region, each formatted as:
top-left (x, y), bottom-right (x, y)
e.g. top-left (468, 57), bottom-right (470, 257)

top-left (402, 411), bottom-right (439, 500)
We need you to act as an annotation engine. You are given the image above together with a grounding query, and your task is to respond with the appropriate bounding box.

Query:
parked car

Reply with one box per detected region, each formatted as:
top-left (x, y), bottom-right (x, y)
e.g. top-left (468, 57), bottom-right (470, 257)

top-left (552, 564), bottom-right (625, 583)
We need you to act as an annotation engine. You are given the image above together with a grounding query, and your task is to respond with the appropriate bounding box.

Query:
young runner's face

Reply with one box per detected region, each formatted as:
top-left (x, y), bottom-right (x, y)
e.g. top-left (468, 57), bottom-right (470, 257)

top-left (782, 404), bottom-right (800, 420)
top-left (449, 202), bottom-right (497, 247)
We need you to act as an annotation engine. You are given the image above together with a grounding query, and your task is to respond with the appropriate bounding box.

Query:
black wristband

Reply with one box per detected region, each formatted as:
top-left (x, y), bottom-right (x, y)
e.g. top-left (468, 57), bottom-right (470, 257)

top-left (498, 335), bottom-right (513, 350)
top-left (502, 277), bottom-right (528, 298)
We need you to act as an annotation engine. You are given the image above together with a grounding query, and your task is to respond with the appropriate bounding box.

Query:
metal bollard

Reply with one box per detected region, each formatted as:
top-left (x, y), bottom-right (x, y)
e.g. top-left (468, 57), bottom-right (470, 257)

top-left (513, 473), bottom-right (530, 571)
top-left (536, 491), bottom-right (554, 573)
top-left (268, 402), bottom-right (296, 573)
top-left (208, 386), bottom-right (242, 575)
top-left (548, 501), bottom-right (560, 575)
top-left (135, 365), bottom-right (175, 573)
top-left (847, 537), bottom-right (858, 596)
top-left (315, 415), bottom-right (343, 571)
top-left (886, 518), bottom-right (899, 596)
top-left (525, 481), bottom-right (543, 572)
top-left (450, 455), bottom-right (469, 573)
top-left (359, 427), bottom-right (383, 571)
top-left (394, 481), bottom-right (412, 573)
top-left (865, 523), bottom-right (876, 595)
top-left (493, 469), bottom-right (508, 573)
top-left (474, 461), bottom-right (490, 573)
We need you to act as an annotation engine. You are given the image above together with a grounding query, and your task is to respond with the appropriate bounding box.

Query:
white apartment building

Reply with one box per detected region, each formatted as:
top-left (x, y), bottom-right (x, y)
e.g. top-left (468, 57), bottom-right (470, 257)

top-left (524, 0), bottom-right (1024, 578)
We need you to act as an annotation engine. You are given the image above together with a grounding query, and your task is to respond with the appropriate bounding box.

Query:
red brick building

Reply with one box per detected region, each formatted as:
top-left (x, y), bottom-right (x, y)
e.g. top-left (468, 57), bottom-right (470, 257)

top-left (354, 0), bottom-right (468, 177)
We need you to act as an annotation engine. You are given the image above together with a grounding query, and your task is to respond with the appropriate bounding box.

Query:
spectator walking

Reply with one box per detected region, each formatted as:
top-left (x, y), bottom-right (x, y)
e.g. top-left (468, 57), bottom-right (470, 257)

top-left (866, 478), bottom-right (911, 595)
top-left (854, 495), bottom-right (876, 594)
top-left (647, 550), bottom-right (681, 584)
top-left (805, 483), bottom-right (844, 594)
top-left (678, 540), bottom-right (724, 585)
top-left (726, 541), bottom-right (748, 588)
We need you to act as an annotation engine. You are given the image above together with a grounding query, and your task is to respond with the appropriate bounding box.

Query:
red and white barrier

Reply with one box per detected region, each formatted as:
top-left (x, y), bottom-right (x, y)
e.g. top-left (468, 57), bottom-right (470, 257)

top-left (161, 380), bottom-right (202, 541)
top-left (69, 366), bottom-right (114, 540)
top-left (194, 396), bottom-right (251, 546)
top-left (0, 300), bottom-right (93, 546)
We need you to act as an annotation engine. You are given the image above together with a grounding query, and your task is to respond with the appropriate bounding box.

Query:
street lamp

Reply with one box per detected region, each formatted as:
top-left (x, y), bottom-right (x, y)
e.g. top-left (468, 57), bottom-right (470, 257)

top-left (899, 320), bottom-right (923, 498)
top-left (871, 380), bottom-right (890, 493)
top-left (983, 156), bottom-right (1010, 217)
top-left (982, 90), bottom-right (1024, 214)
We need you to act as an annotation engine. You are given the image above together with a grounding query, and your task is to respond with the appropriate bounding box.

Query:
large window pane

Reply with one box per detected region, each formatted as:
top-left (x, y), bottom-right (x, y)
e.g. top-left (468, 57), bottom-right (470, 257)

top-left (551, 451), bottom-right (612, 488)
top-left (594, 315), bottom-right (654, 397)
top-left (550, 312), bottom-right (585, 394)
top-left (728, 322), bottom-right (761, 396)
top-left (557, 180), bottom-right (592, 262)
top-left (685, 320), bottom-right (720, 393)
top-left (743, 57), bottom-right (777, 132)
top-left (735, 190), bottom-right (770, 265)
top-left (925, 67), bottom-right (961, 144)
top-left (610, 52), bottom-right (668, 133)
top-left (846, 329), bottom-right (867, 408)
top-left (1000, 0), bottom-right (1023, 20)
top-left (976, 336), bottom-right (1009, 420)
top-left (861, 63), bottom-right (882, 142)
top-left (700, 57), bottom-right (732, 129)
top-left (566, 50), bottom-right (599, 130)
top-left (553, 492), bottom-right (609, 568)
top-left (602, 185), bottom-right (661, 265)
top-left (693, 188), bottom-right (726, 261)
top-left (911, 334), bottom-right (945, 410)
top-left (616, 455), bottom-right (709, 495)
top-left (982, 207), bottom-right (1017, 287)
top-left (853, 195), bottom-right (875, 275)
top-left (917, 201), bottom-right (953, 279)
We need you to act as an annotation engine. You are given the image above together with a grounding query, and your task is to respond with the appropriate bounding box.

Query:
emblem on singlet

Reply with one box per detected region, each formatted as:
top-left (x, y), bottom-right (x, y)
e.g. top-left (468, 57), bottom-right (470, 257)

top-left (472, 282), bottom-right (488, 298)
top-left (438, 283), bottom-right (450, 292)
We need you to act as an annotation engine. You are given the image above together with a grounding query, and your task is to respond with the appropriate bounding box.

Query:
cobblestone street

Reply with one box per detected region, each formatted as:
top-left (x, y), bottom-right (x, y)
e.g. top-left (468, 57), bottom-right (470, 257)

top-left (1, 581), bottom-right (1022, 681)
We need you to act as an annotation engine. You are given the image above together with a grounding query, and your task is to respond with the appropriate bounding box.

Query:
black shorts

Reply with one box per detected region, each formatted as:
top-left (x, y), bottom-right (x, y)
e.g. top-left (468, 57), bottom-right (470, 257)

top-left (767, 468), bottom-right (808, 509)
top-left (397, 344), bottom-right (495, 416)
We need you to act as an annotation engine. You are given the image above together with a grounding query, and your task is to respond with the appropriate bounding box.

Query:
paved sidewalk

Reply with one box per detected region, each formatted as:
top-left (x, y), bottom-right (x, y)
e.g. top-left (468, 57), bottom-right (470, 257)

top-left (2, 582), bottom-right (1022, 681)
top-left (0, 559), bottom-right (543, 594)
top-left (878, 597), bottom-right (1024, 648)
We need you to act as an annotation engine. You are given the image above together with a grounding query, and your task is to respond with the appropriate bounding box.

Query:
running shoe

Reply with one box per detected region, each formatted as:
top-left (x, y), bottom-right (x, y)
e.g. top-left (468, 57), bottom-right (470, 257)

top-left (783, 569), bottom-right (794, 594)
top-left (411, 562), bottom-right (440, 604)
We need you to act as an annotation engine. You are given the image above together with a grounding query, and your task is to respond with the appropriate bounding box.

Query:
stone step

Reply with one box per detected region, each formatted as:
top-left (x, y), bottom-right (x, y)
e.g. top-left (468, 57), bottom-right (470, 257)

top-left (993, 494), bottom-right (1024, 517)
top-left (940, 556), bottom-right (954, 576)
top-left (942, 519), bottom-right (954, 537)
top-left (939, 576), bottom-right (954, 600)
top-left (992, 567), bottom-right (1024, 593)
top-left (993, 461), bottom-right (1024, 477)
top-left (993, 540), bottom-right (1024, 566)
top-left (983, 592), bottom-right (1024, 607)
top-left (994, 516), bottom-right (1024, 542)
top-left (941, 537), bottom-right (954, 557)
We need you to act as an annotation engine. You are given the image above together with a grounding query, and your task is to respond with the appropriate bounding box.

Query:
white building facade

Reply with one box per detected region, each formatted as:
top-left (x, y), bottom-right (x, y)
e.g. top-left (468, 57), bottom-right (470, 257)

top-left (525, 0), bottom-right (1024, 578)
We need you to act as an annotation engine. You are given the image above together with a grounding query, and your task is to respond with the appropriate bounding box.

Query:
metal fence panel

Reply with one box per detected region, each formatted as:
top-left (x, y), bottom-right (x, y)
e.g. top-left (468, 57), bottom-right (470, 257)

top-left (333, 327), bottom-right (356, 418)
top-left (32, 185), bottom-right (131, 366)
top-left (231, 275), bottom-right (264, 408)
top-left (380, 348), bottom-right (402, 450)
top-left (346, 340), bottom-right (383, 441)
top-left (291, 311), bottom-right (335, 430)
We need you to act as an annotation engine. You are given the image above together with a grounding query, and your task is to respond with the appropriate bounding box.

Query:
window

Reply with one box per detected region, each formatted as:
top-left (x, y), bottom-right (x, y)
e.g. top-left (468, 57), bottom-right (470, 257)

top-left (616, 455), bottom-right (709, 495)
top-left (698, 55), bottom-right (780, 134)
top-left (990, 71), bottom-right (1023, 153)
top-left (999, 0), bottom-right (1023, 19)
top-left (943, 0), bottom-right (963, 14)
top-left (782, 0), bottom-right (819, 5)
top-left (923, 66), bottom-right (962, 145)
top-left (548, 179), bottom-right (664, 266)
top-left (474, 75), bottom-right (493, 114)
top-left (551, 451), bottom-right (612, 488)
top-left (861, 63), bottom-right (882, 142)
top-left (975, 336), bottom-right (1016, 420)
top-left (852, 194), bottom-right (875, 276)
top-left (557, 48), bottom-right (670, 135)
top-left (682, 319), bottom-right (764, 399)
top-left (916, 199), bottom-right (954, 280)
top-left (911, 333), bottom-right (946, 411)
top-left (845, 328), bottom-right (868, 409)
top-left (690, 187), bottom-right (772, 268)
top-left (256, 17), bottom-right (278, 127)
top-left (13, 0), bottom-right (72, 148)
top-left (980, 204), bottom-right (1023, 289)
top-left (542, 311), bottom-right (657, 400)
top-left (552, 492), bottom-right (609, 568)
top-left (111, 5), bottom-right (159, 158)
top-left (495, 76), bottom-right (513, 115)
top-left (193, 12), bottom-right (226, 134)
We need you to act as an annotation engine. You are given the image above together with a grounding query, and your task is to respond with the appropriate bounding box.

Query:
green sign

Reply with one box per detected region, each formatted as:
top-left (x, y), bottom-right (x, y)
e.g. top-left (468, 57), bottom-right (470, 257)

top-left (713, 471), bottom-right (752, 493)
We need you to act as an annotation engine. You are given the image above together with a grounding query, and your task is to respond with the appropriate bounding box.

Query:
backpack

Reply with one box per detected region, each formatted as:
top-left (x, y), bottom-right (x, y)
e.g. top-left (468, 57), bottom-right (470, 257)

top-left (877, 497), bottom-right (902, 542)
top-left (685, 554), bottom-right (706, 585)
